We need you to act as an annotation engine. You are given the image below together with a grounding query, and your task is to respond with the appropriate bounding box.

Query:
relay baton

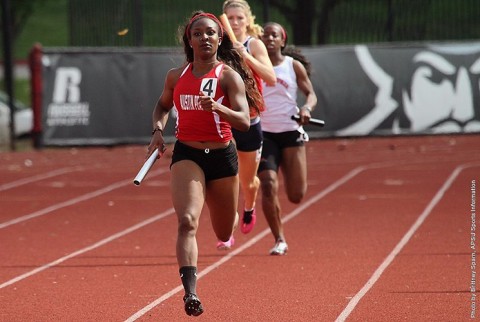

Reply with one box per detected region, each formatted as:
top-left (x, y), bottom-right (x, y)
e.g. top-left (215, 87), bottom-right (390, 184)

top-left (291, 115), bottom-right (325, 127)
top-left (219, 14), bottom-right (237, 42)
top-left (133, 148), bottom-right (159, 186)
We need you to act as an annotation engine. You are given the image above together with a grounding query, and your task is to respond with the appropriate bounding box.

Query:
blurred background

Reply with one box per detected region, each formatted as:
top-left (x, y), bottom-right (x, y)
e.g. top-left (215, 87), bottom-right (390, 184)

top-left (1, 0), bottom-right (480, 151)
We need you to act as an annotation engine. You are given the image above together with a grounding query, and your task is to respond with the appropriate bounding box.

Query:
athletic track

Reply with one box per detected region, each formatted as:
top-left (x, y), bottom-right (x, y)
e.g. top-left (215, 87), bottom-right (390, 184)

top-left (1, 134), bottom-right (479, 321)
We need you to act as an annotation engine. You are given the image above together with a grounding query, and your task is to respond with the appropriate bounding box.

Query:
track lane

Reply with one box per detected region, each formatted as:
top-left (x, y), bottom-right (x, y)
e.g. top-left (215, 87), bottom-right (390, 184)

top-left (1, 156), bottom-right (369, 321)
top-left (342, 164), bottom-right (479, 321)
top-left (0, 135), bottom-right (478, 321)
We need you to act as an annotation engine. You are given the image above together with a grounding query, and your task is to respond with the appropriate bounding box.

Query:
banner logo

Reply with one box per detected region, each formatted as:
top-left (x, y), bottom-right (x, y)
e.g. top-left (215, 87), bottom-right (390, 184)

top-left (338, 45), bottom-right (480, 135)
top-left (47, 67), bottom-right (90, 126)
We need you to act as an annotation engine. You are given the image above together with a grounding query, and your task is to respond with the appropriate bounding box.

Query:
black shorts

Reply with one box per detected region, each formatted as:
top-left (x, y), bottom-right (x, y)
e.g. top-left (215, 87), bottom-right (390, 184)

top-left (231, 118), bottom-right (263, 152)
top-left (258, 130), bottom-right (307, 173)
top-left (171, 141), bottom-right (238, 181)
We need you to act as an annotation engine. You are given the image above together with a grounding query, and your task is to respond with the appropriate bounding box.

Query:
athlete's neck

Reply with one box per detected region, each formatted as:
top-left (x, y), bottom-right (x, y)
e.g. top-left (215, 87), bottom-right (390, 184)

top-left (193, 59), bottom-right (218, 66)
top-left (269, 53), bottom-right (284, 66)
top-left (191, 60), bottom-right (219, 77)
top-left (237, 35), bottom-right (248, 44)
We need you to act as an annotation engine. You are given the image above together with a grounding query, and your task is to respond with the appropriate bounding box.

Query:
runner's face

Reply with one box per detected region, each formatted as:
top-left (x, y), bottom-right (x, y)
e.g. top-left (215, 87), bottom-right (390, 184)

top-left (189, 18), bottom-right (222, 56)
top-left (261, 25), bottom-right (284, 54)
top-left (225, 7), bottom-right (248, 39)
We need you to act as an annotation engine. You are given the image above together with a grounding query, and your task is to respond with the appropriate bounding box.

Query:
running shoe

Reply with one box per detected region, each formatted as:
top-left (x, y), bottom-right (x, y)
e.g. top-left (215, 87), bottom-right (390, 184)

top-left (216, 235), bottom-right (235, 250)
top-left (240, 208), bottom-right (257, 234)
top-left (183, 293), bottom-right (204, 316)
top-left (270, 240), bottom-right (288, 255)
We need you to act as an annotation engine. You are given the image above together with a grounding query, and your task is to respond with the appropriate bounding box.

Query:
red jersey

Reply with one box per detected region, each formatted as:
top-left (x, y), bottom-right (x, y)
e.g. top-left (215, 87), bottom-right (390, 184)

top-left (173, 63), bottom-right (232, 142)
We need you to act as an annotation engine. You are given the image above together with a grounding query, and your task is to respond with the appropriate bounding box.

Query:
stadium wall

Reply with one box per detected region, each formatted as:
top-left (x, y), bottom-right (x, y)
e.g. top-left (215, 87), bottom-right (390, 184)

top-left (31, 42), bottom-right (480, 147)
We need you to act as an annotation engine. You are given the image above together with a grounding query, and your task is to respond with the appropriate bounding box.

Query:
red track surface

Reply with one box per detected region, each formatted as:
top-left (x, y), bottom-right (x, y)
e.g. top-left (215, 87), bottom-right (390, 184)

top-left (1, 135), bottom-right (479, 321)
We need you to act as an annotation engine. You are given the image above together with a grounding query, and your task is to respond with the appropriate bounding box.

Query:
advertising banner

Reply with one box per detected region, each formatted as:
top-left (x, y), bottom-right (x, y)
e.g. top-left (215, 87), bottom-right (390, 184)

top-left (41, 48), bottom-right (183, 145)
top-left (39, 43), bottom-right (480, 145)
top-left (303, 43), bottom-right (480, 137)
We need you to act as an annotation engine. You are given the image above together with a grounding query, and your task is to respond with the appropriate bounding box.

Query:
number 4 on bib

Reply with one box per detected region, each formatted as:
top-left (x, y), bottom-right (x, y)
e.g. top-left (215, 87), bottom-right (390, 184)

top-left (200, 78), bottom-right (217, 97)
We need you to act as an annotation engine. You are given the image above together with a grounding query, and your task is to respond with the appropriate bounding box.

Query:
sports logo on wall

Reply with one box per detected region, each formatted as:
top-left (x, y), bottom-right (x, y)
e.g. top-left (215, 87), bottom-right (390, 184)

top-left (337, 44), bottom-right (480, 135)
top-left (47, 67), bottom-right (90, 127)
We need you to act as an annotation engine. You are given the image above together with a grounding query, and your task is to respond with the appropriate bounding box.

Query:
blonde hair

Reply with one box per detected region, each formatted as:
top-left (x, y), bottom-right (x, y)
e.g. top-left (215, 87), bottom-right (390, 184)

top-left (222, 0), bottom-right (263, 38)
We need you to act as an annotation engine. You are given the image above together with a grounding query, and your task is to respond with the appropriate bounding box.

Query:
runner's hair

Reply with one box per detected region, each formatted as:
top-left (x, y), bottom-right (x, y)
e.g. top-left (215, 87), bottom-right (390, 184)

top-left (179, 10), bottom-right (263, 114)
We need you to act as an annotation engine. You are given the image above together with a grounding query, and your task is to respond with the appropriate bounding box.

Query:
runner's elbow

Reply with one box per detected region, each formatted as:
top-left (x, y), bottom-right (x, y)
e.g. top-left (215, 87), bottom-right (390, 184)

top-left (236, 122), bottom-right (250, 132)
top-left (265, 74), bottom-right (277, 86)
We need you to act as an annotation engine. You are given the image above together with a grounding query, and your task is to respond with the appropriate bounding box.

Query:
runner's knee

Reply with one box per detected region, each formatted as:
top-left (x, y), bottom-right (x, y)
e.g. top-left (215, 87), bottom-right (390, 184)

top-left (288, 191), bottom-right (304, 204)
top-left (177, 213), bottom-right (198, 236)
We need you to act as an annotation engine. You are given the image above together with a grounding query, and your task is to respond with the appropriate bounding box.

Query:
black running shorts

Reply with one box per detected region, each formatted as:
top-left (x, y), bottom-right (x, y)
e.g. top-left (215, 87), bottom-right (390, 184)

top-left (171, 141), bottom-right (238, 181)
top-left (258, 130), bottom-right (306, 173)
top-left (231, 119), bottom-right (263, 152)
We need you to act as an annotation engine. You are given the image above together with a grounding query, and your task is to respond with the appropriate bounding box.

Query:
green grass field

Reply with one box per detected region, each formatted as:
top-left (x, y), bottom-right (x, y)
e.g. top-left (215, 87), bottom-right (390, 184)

top-left (0, 79), bottom-right (30, 106)
top-left (7, 0), bottom-right (480, 107)
top-left (7, 0), bottom-right (65, 106)
top-left (14, 0), bottom-right (69, 61)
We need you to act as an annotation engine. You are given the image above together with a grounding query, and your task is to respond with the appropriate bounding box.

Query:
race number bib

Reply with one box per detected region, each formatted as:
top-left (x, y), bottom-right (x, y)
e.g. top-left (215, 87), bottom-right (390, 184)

top-left (200, 78), bottom-right (217, 97)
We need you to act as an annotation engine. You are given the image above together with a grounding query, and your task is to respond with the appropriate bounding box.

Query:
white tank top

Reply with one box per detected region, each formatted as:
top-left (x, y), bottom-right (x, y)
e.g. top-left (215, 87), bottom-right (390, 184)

top-left (261, 56), bottom-right (302, 133)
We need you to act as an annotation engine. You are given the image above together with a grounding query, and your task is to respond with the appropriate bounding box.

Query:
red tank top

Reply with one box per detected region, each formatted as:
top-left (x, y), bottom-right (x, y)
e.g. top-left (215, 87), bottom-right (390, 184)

top-left (173, 63), bottom-right (232, 142)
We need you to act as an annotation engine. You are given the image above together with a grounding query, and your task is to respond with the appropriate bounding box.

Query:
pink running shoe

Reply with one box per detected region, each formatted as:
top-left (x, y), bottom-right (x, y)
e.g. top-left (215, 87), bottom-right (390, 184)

top-left (240, 208), bottom-right (257, 234)
top-left (216, 235), bottom-right (235, 250)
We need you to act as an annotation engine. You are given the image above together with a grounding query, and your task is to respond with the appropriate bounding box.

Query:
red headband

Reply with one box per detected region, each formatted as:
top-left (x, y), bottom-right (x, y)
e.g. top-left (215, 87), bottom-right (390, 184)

top-left (186, 13), bottom-right (224, 39)
top-left (279, 26), bottom-right (287, 42)
top-left (265, 23), bottom-right (287, 43)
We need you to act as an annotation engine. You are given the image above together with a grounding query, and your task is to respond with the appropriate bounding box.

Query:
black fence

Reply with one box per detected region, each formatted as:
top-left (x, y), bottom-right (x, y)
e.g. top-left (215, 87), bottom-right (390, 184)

top-left (68, 0), bottom-right (480, 47)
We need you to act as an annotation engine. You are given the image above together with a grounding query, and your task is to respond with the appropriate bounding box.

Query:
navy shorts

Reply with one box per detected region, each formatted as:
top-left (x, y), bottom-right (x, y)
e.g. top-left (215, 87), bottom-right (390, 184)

top-left (171, 141), bottom-right (238, 181)
top-left (258, 130), bottom-right (307, 173)
top-left (231, 118), bottom-right (263, 152)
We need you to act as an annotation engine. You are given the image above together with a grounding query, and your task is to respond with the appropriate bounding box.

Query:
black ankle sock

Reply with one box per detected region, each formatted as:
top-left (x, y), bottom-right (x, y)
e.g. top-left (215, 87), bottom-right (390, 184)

top-left (243, 209), bottom-right (253, 224)
top-left (179, 266), bottom-right (197, 295)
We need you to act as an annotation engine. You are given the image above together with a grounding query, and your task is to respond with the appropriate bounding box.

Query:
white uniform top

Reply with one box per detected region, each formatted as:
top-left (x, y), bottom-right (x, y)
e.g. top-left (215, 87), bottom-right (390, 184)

top-left (261, 56), bottom-right (303, 133)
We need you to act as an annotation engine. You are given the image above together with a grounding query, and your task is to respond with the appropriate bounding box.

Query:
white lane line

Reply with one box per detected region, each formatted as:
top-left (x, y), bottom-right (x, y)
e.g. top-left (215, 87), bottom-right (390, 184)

top-left (0, 208), bottom-right (175, 290)
top-left (0, 167), bottom-right (82, 191)
top-left (125, 165), bottom-right (369, 321)
top-left (335, 162), bottom-right (480, 322)
top-left (0, 168), bottom-right (167, 230)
